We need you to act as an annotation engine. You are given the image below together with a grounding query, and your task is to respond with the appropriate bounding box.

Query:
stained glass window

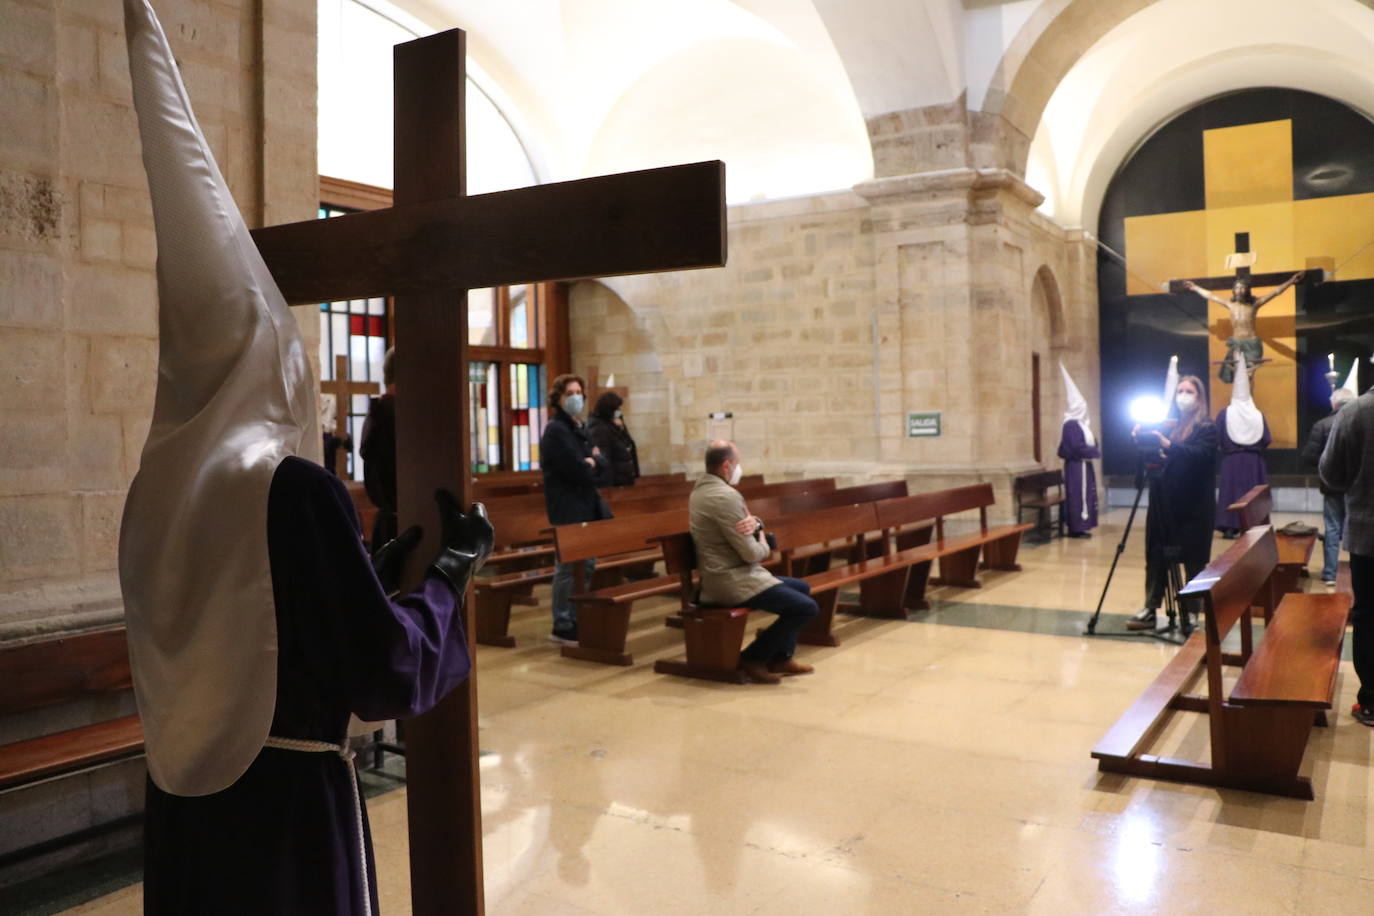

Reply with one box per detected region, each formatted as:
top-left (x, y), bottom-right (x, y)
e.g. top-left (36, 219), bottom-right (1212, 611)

top-left (509, 363), bottom-right (546, 470)
top-left (469, 361), bottom-right (501, 473)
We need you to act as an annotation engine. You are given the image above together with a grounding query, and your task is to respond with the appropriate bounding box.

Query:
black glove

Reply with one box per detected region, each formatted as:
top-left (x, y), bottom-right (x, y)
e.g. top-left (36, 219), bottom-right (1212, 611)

top-left (371, 525), bottom-right (423, 597)
top-left (430, 491), bottom-right (495, 594)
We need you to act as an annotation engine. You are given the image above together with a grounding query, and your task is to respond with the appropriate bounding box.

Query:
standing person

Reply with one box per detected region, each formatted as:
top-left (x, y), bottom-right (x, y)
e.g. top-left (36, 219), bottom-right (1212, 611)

top-left (120, 4), bottom-right (495, 912)
top-left (360, 347), bottom-right (397, 549)
top-left (1319, 380), bottom-right (1374, 726)
top-left (690, 440), bottom-right (817, 684)
top-left (586, 391), bottom-right (640, 487)
top-left (320, 394), bottom-right (352, 479)
top-left (1126, 375), bottom-right (1220, 631)
top-left (1214, 352), bottom-right (1271, 538)
top-left (1305, 370), bottom-right (1358, 586)
top-left (540, 373), bottom-right (611, 644)
top-left (1057, 362), bottom-right (1100, 538)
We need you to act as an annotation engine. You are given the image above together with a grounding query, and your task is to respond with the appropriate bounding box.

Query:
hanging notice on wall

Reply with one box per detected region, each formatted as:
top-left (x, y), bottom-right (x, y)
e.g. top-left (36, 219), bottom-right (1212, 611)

top-left (907, 411), bottom-right (941, 438)
top-left (708, 411), bottom-right (734, 442)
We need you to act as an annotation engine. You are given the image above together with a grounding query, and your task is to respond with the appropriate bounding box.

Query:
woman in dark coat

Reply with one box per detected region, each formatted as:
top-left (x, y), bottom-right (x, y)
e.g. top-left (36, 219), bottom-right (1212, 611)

top-left (585, 391), bottom-right (640, 487)
top-left (1127, 374), bottom-right (1219, 631)
top-left (539, 374), bottom-right (611, 643)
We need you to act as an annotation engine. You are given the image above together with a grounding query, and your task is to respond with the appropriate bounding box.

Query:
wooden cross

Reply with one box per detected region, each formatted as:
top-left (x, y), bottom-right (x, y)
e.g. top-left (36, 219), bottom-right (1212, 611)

top-left (319, 354), bottom-right (380, 476)
top-left (249, 30), bottom-right (725, 916)
top-left (1167, 232), bottom-right (1321, 296)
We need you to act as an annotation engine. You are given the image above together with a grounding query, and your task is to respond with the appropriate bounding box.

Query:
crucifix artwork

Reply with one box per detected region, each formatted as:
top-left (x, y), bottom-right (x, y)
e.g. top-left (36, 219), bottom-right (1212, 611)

top-left (249, 30), bottom-right (725, 916)
top-left (319, 354), bottom-right (380, 476)
top-left (1168, 232), bottom-right (1319, 382)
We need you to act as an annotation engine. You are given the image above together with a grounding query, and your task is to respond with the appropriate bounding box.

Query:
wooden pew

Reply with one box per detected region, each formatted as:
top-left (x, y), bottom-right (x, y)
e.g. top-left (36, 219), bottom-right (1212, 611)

top-left (0, 628), bottom-right (144, 791)
top-left (1227, 484), bottom-right (1317, 601)
top-left (1091, 527), bottom-right (1351, 799)
top-left (872, 484), bottom-right (1034, 612)
top-left (553, 509), bottom-right (690, 665)
top-left (1013, 469), bottom-right (1065, 542)
top-left (651, 532), bottom-right (750, 684)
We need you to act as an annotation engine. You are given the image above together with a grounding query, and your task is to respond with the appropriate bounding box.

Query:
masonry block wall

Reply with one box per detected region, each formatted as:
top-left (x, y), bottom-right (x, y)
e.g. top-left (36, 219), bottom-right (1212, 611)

top-left (0, 0), bottom-right (318, 641)
top-left (572, 113), bottom-right (1099, 518)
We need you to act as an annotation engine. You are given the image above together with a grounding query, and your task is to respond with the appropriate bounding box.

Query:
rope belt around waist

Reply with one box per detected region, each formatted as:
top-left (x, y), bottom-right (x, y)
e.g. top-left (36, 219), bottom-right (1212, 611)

top-left (263, 736), bottom-right (372, 916)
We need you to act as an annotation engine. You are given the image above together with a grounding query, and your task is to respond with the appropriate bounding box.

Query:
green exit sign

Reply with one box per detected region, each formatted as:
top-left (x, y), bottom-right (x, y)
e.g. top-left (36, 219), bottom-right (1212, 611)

top-left (907, 411), bottom-right (941, 438)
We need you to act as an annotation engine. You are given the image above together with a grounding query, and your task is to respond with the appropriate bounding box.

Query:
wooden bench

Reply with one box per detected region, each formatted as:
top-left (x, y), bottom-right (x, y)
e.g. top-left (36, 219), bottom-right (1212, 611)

top-left (1013, 469), bottom-right (1065, 542)
top-left (0, 628), bottom-right (144, 792)
top-left (1227, 484), bottom-right (1318, 600)
top-left (1091, 527), bottom-right (1351, 799)
top-left (549, 509), bottom-right (692, 665)
top-left (651, 532), bottom-right (750, 684)
top-left (872, 484), bottom-right (1034, 612)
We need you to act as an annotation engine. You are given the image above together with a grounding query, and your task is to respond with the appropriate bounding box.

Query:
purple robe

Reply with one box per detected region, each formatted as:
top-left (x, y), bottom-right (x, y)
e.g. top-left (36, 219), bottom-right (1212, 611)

top-left (1057, 420), bottom-right (1101, 533)
top-left (1214, 407), bottom-right (1271, 531)
top-left (142, 456), bottom-right (471, 915)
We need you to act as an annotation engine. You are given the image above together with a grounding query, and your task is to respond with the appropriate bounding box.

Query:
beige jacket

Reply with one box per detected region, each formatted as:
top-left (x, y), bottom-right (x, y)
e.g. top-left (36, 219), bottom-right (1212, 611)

top-left (690, 474), bottom-right (781, 606)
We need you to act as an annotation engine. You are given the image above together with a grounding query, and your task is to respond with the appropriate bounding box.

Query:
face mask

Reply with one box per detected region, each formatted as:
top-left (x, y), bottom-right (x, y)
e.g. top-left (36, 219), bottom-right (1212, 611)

top-left (728, 463), bottom-right (743, 486)
top-left (613, 409), bottom-right (622, 419)
top-left (1175, 393), bottom-right (1197, 411)
top-left (563, 393), bottom-right (584, 416)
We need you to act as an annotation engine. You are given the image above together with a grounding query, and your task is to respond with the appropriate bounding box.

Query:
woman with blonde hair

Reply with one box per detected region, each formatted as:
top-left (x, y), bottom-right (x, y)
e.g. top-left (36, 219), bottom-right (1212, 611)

top-left (1127, 374), bottom-right (1219, 631)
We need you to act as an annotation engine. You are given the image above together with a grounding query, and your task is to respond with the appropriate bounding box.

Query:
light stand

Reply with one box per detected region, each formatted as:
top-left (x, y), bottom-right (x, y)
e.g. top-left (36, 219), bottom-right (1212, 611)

top-left (1084, 452), bottom-right (1189, 644)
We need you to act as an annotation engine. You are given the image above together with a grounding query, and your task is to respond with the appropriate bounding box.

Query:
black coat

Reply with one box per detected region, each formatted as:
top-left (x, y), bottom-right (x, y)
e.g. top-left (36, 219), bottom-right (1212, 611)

top-left (1303, 412), bottom-right (1339, 495)
top-left (585, 415), bottom-right (640, 487)
top-left (1145, 418), bottom-right (1219, 570)
top-left (540, 410), bottom-right (612, 525)
top-left (359, 395), bottom-right (397, 546)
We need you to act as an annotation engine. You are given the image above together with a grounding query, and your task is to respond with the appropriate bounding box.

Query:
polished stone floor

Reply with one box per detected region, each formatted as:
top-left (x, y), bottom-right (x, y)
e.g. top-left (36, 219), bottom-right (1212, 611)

top-left (45, 509), bottom-right (1374, 914)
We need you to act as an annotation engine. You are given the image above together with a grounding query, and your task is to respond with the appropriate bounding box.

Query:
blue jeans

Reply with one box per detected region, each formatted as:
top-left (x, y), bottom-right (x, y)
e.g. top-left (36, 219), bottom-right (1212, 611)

top-left (1322, 493), bottom-right (1346, 582)
top-left (551, 558), bottom-right (595, 634)
top-left (740, 576), bottom-right (818, 663)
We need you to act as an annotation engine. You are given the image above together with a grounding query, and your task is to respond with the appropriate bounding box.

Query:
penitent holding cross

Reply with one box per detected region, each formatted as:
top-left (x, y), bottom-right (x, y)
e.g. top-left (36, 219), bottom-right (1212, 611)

top-left (248, 29), bottom-right (725, 916)
top-left (1169, 232), bottom-right (1316, 383)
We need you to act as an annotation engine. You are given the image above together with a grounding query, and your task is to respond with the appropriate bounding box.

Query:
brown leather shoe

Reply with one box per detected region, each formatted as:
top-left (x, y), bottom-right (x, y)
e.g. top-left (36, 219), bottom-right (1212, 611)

top-left (740, 660), bottom-right (782, 684)
top-left (768, 659), bottom-right (814, 676)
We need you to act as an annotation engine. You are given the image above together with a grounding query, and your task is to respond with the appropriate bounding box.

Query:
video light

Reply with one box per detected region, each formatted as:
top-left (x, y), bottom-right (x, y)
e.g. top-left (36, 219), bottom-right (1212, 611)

top-left (1129, 395), bottom-right (1167, 425)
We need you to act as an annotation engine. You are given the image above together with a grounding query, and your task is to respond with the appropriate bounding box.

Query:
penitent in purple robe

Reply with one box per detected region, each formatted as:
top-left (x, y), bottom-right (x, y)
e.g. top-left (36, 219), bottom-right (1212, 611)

top-left (1214, 407), bottom-right (1272, 532)
top-left (1057, 420), bottom-right (1101, 533)
top-left (142, 456), bottom-right (470, 915)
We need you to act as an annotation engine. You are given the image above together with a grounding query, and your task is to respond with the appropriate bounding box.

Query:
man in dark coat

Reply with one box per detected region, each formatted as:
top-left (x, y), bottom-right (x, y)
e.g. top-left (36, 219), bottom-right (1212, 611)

top-left (360, 348), bottom-right (398, 549)
top-left (1305, 387), bottom-right (1355, 585)
top-left (539, 373), bottom-right (611, 643)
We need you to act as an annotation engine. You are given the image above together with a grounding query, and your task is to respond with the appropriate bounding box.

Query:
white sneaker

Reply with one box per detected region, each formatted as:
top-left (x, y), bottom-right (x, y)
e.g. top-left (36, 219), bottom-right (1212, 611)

top-left (1323, 579), bottom-right (1337, 588)
top-left (1125, 607), bottom-right (1157, 630)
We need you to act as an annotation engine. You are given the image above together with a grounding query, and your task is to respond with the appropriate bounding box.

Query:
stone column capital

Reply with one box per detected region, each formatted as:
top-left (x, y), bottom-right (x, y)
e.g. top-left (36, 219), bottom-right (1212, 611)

top-left (853, 168), bottom-right (1045, 209)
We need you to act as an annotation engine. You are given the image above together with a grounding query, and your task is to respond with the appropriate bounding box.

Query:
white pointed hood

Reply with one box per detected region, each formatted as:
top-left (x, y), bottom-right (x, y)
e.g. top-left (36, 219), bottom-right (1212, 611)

top-left (1224, 351), bottom-right (1264, 446)
top-left (1342, 360), bottom-right (1360, 397)
top-left (1060, 362), bottom-right (1095, 447)
top-left (118, 0), bottom-right (316, 796)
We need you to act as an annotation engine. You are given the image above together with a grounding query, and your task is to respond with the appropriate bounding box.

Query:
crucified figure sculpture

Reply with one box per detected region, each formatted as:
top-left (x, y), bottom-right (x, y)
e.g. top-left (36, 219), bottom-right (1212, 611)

top-left (1182, 271), bottom-right (1302, 383)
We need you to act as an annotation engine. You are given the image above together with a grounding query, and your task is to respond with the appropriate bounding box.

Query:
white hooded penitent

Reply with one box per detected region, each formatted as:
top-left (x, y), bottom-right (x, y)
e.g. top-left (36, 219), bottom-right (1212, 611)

top-left (1224, 351), bottom-right (1264, 446)
top-left (1059, 362), bottom-right (1095, 447)
top-left (119, 0), bottom-right (316, 796)
top-left (1342, 360), bottom-right (1360, 398)
top-left (1060, 362), bottom-right (1094, 522)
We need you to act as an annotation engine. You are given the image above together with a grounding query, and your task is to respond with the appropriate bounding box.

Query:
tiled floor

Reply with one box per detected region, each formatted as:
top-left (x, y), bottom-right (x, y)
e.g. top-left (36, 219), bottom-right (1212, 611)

top-left (49, 510), bottom-right (1374, 914)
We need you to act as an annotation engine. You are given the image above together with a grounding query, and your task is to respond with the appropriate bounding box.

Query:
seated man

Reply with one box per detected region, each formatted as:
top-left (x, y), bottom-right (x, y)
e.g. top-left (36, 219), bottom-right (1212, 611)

top-left (689, 440), bottom-right (817, 684)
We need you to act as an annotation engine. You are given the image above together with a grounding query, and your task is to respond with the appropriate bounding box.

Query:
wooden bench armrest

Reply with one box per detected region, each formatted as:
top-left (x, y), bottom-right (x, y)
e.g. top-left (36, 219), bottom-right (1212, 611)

top-left (1092, 634), bottom-right (1207, 760)
top-left (575, 574), bottom-right (682, 604)
top-left (476, 566), bottom-right (557, 589)
top-left (0, 716), bottom-right (145, 790)
top-left (1230, 593), bottom-right (1351, 708)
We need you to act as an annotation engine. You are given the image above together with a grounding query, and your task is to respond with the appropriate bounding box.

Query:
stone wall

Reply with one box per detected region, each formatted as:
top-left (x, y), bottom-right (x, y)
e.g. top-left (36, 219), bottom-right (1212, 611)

top-left (0, 0), bottom-right (318, 640)
top-left (572, 161), bottom-right (1099, 520)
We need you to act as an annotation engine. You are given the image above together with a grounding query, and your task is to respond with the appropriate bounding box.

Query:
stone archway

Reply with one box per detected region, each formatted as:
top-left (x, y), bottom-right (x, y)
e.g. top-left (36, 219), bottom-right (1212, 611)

top-left (1030, 264), bottom-right (1068, 464)
top-left (984, 0), bottom-right (1374, 178)
top-left (566, 280), bottom-right (671, 473)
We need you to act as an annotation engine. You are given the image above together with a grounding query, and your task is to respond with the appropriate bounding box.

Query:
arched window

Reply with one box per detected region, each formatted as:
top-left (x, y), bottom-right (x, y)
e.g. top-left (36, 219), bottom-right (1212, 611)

top-left (316, 0), bottom-right (560, 477)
